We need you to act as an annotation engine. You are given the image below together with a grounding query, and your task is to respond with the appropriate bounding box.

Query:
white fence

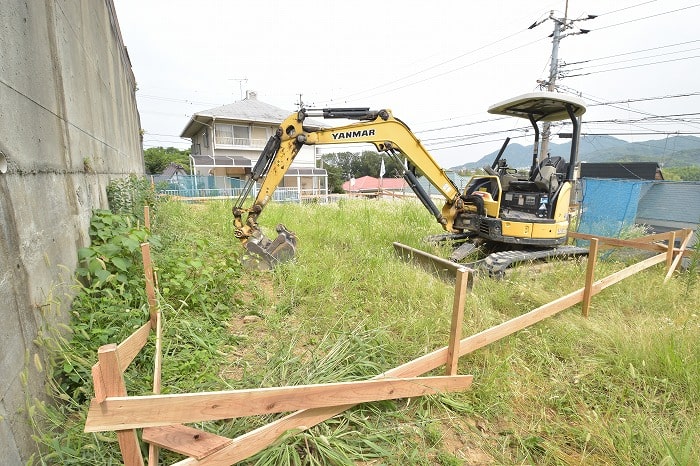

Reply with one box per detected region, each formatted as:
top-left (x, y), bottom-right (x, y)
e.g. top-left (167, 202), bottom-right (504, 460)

top-left (158, 186), bottom-right (332, 203)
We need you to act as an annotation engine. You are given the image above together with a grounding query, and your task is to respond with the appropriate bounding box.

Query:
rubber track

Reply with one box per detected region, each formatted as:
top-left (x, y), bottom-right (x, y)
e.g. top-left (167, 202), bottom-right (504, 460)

top-left (469, 245), bottom-right (589, 276)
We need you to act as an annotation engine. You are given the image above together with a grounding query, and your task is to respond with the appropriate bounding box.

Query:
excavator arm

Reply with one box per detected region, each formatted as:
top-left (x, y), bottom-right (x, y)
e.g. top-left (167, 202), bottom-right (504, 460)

top-left (232, 108), bottom-right (464, 269)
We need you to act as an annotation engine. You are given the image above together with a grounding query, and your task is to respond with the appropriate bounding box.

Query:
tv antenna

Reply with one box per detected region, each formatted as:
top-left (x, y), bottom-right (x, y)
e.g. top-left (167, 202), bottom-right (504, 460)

top-left (229, 78), bottom-right (248, 100)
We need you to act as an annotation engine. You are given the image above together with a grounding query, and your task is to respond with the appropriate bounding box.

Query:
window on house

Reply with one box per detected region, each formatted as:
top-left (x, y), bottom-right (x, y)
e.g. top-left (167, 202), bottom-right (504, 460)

top-left (203, 129), bottom-right (209, 148)
top-left (215, 124), bottom-right (250, 146)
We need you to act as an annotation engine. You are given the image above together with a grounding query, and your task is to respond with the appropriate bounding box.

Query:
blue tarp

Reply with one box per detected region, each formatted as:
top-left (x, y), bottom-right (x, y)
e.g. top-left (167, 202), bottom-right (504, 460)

top-left (577, 178), bottom-right (653, 237)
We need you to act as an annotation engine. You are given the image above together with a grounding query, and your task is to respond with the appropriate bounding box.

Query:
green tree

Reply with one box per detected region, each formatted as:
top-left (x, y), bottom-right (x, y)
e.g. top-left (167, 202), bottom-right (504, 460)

top-left (144, 146), bottom-right (190, 175)
top-left (662, 166), bottom-right (700, 181)
top-left (321, 150), bottom-right (406, 193)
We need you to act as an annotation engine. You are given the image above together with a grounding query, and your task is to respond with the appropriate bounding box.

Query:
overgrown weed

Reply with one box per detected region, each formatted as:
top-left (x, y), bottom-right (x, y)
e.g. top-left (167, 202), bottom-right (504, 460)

top-left (30, 197), bottom-right (700, 465)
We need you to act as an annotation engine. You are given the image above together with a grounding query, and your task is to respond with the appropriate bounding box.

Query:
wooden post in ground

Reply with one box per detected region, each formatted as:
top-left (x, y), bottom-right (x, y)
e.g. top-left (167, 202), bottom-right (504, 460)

top-left (140, 239), bottom-right (163, 466)
top-left (446, 267), bottom-right (472, 375)
top-left (97, 344), bottom-right (144, 466)
top-left (141, 243), bottom-right (157, 327)
top-left (140, 239), bottom-right (161, 465)
top-left (665, 228), bottom-right (693, 283)
top-left (144, 205), bottom-right (151, 230)
top-left (148, 307), bottom-right (163, 466)
top-left (666, 231), bottom-right (676, 270)
top-left (582, 238), bottom-right (599, 318)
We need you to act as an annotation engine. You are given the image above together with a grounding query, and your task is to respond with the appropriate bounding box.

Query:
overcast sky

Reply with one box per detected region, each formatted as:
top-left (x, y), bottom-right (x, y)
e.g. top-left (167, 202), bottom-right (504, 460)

top-left (113, 0), bottom-right (700, 167)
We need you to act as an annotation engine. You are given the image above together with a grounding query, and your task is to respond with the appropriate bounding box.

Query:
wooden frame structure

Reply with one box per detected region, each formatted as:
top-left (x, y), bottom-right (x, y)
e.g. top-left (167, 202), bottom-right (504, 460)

top-left (84, 228), bottom-right (694, 465)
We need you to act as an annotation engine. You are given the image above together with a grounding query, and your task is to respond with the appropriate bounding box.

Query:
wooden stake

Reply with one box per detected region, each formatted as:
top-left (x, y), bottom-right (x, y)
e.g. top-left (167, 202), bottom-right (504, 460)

top-left (582, 238), bottom-right (599, 317)
top-left (148, 309), bottom-right (164, 466)
top-left (666, 231), bottom-right (676, 270)
top-left (96, 344), bottom-right (144, 466)
top-left (144, 205), bottom-right (151, 230)
top-left (665, 228), bottom-right (694, 283)
top-left (446, 267), bottom-right (472, 375)
top-left (152, 311), bottom-right (163, 396)
top-left (141, 243), bottom-right (157, 327)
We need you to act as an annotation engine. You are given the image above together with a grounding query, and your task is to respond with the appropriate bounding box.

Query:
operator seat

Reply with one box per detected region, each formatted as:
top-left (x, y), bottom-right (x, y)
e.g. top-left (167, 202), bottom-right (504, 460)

top-left (532, 156), bottom-right (566, 191)
top-left (509, 156), bottom-right (566, 193)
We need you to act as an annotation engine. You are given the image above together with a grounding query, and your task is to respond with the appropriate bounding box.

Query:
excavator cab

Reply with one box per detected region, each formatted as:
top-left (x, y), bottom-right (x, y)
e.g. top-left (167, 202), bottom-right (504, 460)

top-left (450, 92), bottom-right (587, 269)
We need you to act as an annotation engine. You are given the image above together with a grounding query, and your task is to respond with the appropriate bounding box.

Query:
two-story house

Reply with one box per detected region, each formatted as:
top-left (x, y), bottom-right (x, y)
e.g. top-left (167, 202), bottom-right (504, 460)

top-left (180, 91), bottom-right (327, 197)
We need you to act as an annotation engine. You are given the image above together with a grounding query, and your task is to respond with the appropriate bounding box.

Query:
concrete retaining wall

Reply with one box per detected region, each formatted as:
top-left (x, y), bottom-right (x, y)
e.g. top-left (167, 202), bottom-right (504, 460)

top-left (0, 1), bottom-right (143, 462)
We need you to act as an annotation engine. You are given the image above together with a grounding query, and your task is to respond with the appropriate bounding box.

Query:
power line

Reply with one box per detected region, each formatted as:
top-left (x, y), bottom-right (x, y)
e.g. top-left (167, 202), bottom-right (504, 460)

top-left (425, 133), bottom-right (531, 151)
top-left (596, 0), bottom-right (659, 17)
top-left (587, 91), bottom-right (700, 106)
top-left (563, 39), bottom-right (700, 66)
top-left (312, 16), bottom-right (552, 108)
top-left (351, 37), bottom-right (546, 103)
top-left (593, 3), bottom-right (700, 31)
top-left (414, 117), bottom-right (508, 134)
top-left (317, 30), bottom-right (530, 105)
top-left (562, 46), bottom-right (700, 73)
top-left (143, 132), bottom-right (188, 138)
top-left (420, 108), bottom-right (700, 149)
top-left (580, 131), bottom-right (700, 135)
top-left (564, 53), bottom-right (700, 78)
top-left (139, 94), bottom-right (222, 107)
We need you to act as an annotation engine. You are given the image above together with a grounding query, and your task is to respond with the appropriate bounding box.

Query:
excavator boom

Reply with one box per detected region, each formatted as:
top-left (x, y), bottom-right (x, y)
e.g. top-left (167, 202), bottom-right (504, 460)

top-left (233, 108), bottom-right (463, 269)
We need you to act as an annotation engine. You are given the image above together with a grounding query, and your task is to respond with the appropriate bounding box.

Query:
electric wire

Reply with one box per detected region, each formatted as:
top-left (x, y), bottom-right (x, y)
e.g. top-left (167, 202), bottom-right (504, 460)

top-left (315, 29), bottom-right (528, 105)
top-left (562, 46), bottom-right (700, 73)
top-left (592, 3), bottom-right (700, 31)
top-left (563, 39), bottom-right (700, 66)
top-left (595, 0), bottom-right (659, 17)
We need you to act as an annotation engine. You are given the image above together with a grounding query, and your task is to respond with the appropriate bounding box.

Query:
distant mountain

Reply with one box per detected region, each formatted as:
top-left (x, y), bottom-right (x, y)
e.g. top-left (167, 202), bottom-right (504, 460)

top-left (449, 135), bottom-right (700, 171)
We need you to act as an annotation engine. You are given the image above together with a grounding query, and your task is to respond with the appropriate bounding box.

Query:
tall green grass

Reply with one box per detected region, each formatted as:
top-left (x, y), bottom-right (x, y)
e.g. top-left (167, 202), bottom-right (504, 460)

top-left (30, 198), bottom-right (700, 465)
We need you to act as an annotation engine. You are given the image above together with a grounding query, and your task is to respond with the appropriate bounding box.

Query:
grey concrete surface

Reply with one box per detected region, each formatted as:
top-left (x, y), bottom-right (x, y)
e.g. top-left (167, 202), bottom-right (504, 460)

top-left (0, 1), bottom-right (144, 462)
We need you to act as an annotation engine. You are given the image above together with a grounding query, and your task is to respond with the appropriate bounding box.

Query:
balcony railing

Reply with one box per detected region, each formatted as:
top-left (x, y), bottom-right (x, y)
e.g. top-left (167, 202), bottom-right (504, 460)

top-left (214, 137), bottom-right (267, 148)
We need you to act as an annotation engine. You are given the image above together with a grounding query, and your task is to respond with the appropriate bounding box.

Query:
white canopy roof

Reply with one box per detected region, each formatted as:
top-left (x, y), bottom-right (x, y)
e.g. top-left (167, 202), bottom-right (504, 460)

top-left (488, 91), bottom-right (586, 122)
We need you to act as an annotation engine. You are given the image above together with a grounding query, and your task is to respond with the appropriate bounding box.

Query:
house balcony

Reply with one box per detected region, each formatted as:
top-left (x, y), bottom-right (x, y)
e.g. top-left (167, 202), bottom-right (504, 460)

top-left (214, 137), bottom-right (268, 150)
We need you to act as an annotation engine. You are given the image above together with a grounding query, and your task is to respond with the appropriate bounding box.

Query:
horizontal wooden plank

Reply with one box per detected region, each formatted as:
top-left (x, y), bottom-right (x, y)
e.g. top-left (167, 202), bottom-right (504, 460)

top-left (591, 252), bottom-right (666, 294)
top-left (568, 231), bottom-right (670, 253)
top-left (393, 242), bottom-right (472, 282)
top-left (143, 424), bottom-right (231, 460)
top-left (84, 375), bottom-right (473, 432)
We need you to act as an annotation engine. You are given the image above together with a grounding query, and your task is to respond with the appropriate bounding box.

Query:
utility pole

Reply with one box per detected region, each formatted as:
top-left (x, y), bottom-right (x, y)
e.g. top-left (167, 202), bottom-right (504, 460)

top-left (539, 10), bottom-right (564, 162)
top-left (530, 1), bottom-right (595, 162)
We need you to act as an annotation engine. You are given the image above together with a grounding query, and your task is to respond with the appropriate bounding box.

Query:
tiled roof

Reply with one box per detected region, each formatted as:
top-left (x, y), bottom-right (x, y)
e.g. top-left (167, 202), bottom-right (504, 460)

top-left (196, 98), bottom-right (291, 125)
top-left (160, 162), bottom-right (187, 178)
top-left (181, 94), bottom-right (326, 137)
top-left (637, 181), bottom-right (700, 223)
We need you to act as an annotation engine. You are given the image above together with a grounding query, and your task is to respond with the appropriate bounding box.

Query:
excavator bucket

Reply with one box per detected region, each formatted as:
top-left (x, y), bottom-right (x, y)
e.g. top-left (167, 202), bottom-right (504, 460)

top-left (241, 224), bottom-right (297, 270)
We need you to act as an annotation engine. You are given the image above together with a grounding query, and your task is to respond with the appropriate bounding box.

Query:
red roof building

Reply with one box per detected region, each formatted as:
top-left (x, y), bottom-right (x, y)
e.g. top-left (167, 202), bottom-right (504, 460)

top-left (342, 176), bottom-right (407, 193)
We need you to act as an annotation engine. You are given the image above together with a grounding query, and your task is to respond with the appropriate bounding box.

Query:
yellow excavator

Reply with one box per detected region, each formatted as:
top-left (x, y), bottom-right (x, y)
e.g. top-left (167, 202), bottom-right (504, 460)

top-left (233, 92), bottom-right (587, 273)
